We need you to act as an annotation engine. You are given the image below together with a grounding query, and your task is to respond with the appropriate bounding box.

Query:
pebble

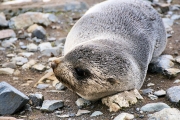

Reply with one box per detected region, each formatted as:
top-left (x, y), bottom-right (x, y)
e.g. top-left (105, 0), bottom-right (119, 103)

top-left (29, 93), bottom-right (44, 107)
top-left (0, 68), bottom-right (14, 75)
top-left (154, 89), bottom-right (166, 97)
top-left (18, 52), bottom-right (34, 57)
top-left (47, 37), bottom-right (56, 41)
top-left (14, 70), bottom-right (21, 76)
top-left (27, 43), bottom-right (38, 52)
top-left (32, 64), bottom-right (46, 71)
top-left (147, 83), bottom-right (155, 87)
top-left (76, 109), bottom-right (91, 116)
top-left (12, 56), bottom-right (28, 65)
top-left (148, 94), bottom-right (158, 100)
top-left (0, 81), bottom-right (29, 115)
top-left (40, 100), bottom-right (64, 112)
top-left (173, 79), bottom-right (180, 83)
top-left (140, 102), bottom-right (170, 112)
top-left (38, 42), bottom-right (52, 52)
top-left (166, 86), bottom-right (180, 103)
top-left (55, 82), bottom-right (65, 90)
top-left (36, 84), bottom-right (50, 89)
top-left (90, 111), bottom-right (103, 117)
top-left (2, 62), bottom-right (16, 69)
top-left (113, 113), bottom-right (134, 120)
top-left (75, 98), bottom-right (91, 108)
top-left (141, 88), bottom-right (154, 95)
top-left (163, 68), bottom-right (180, 77)
top-left (0, 117), bottom-right (23, 120)
top-left (148, 108), bottom-right (180, 120)
top-left (0, 29), bottom-right (16, 40)
top-left (22, 59), bottom-right (37, 69)
top-left (28, 24), bottom-right (46, 39)
top-left (175, 56), bottom-right (180, 63)
top-left (0, 12), bottom-right (8, 27)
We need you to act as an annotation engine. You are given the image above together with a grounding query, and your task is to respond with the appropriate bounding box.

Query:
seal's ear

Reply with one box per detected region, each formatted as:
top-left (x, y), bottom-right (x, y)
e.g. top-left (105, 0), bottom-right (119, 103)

top-left (107, 78), bottom-right (120, 85)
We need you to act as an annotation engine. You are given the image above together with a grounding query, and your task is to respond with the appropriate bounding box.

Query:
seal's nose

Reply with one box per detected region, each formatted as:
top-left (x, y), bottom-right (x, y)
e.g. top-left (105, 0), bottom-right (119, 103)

top-left (51, 58), bottom-right (61, 70)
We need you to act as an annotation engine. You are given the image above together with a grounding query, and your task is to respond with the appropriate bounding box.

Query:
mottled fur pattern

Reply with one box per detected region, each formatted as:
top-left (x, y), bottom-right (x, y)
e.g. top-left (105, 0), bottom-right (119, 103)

top-left (52, 0), bottom-right (167, 100)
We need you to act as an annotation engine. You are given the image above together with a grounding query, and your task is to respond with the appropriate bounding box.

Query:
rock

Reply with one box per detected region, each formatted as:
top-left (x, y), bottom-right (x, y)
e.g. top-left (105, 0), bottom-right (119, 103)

top-left (55, 82), bottom-right (65, 90)
top-left (149, 55), bottom-right (174, 73)
top-left (0, 68), bottom-right (14, 75)
top-left (175, 56), bottom-right (180, 63)
top-left (154, 89), bottom-right (166, 97)
top-left (75, 98), bottom-right (91, 108)
top-left (173, 79), bottom-right (180, 84)
top-left (41, 46), bottom-right (63, 56)
top-left (13, 70), bottom-right (20, 76)
top-left (27, 24), bottom-right (46, 39)
top-left (162, 18), bottom-right (174, 32)
top-left (0, 29), bottom-right (16, 40)
top-left (0, 12), bottom-right (8, 27)
top-left (140, 102), bottom-right (170, 112)
top-left (141, 88), bottom-right (154, 95)
top-left (22, 59), bottom-right (37, 69)
top-left (40, 100), bottom-right (64, 112)
top-left (29, 93), bottom-right (44, 107)
top-left (76, 109), bottom-right (91, 116)
top-left (7, 54), bottom-right (16, 58)
top-left (2, 62), bottom-right (16, 69)
top-left (0, 117), bottom-right (23, 120)
top-left (56, 114), bottom-right (69, 118)
top-left (148, 94), bottom-right (158, 100)
top-left (38, 42), bottom-right (52, 52)
top-left (163, 68), bottom-right (180, 77)
top-left (32, 37), bottom-right (42, 43)
top-left (171, 14), bottom-right (180, 20)
top-left (90, 111), bottom-right (103, 117)
top-left (157, 3), bottom-right (170, 13)
top-left (166, 86), bottom-right (180, 103)
top-left (148, 108), bottom-right (180, 120)
top-left (47, 37), bottom-right (56, 42)
top-left (36, 84), bottom-right (49, 89)
top-left (32, 64), bottom-right (46, 71)
top-left (1, 38), bottom-right (18, 48)
top-left (18, 52), bottom-right (34, 58)
top-left (102, 89), bottom-right (143, 112)
top-left (12, 56), bottom-right (28, 65)
top-left (170, 4), bottom-right (180, 11)
top-left (114, 113), bottom-right (134, 120)
top-left (0, 81), bottom-right (29, 115)
top-left (9, 12), bottom-right (58, 29)
top-left (147, 83), bottom-right (155, 87)
top-left (27, 43), bottom-right (38, 52)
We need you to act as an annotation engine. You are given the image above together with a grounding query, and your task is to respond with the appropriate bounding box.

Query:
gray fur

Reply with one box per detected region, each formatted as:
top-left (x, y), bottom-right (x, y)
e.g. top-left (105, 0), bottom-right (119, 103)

top-left (53, 0), bottom-right (167, 100)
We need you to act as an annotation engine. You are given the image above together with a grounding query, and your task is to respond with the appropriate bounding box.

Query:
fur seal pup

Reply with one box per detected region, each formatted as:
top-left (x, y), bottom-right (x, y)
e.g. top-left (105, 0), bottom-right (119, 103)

top-left (52, 0), bottom-right (167, 101)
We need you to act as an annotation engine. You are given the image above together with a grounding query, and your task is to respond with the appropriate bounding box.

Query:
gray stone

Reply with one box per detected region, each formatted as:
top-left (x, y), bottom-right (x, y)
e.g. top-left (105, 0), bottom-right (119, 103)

top-left (148, 108), bottom-right (180, 120)
top-left (75, 98), bottom-right (91, 108)
top-left (148, 94), bottom-right (158, 100)
top-left (40, 100), bottom-right (64, 112)
top-left (149, 55), bottom-right (174, 73)
top-left (27, 43), bottom-right (38, 52)
top-left (41, 47), bottom-right (63, 57)
top-left (12, 56), bottom-right (28, 65)
top-left (38, 42), bottom-right (52, 52)
top-left (171, 14), bottom-right (180, 20)
top-left (0, 68), bottom-right (14, 75)
top-left (1, 38), bottom-right (18, 48)
top-left (32, 37), bottom-right (42, 43)
top-left (0, 81), bottom-right (29, 115)
top-left (166, 86), bottom-right (180, 103)
top-left (55, 82), bottom-right (65, 90)
top-left (141, 88), bottom-right (154, 95)
top-left (90, 111), bottom-right (103, 117)
top-left (29, 93), bottom-right (44, 107)
top-left (22, 59), bottom-right (37, 69)
top-left (2, 62), bottom-right (16, 69)
top-left (175, 56), bottom-right (180, 63)
top-left (9, 12), bottom-right (58, 29)
top-left (173, 79), bottom-right (180, 84)
top-left (28, 24), bottom-right (46, 39)
top-left (154, 90), bottom-right (166, 97)
top-left (114, 113), bottom-right (134, 120)
top-left (0, 29), bottom-right (16, 40)
top-left (0, 12), bottom-right (8, 27)
top-left (140, 102), bottom-right (170, 112)
top-left (36, 84), bottom-right (49, 89)
top-left (32, 64), bottom-right (46, 71)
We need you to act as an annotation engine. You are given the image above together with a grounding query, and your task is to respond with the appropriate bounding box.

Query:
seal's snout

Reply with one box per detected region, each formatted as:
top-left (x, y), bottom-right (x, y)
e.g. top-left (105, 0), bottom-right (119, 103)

top-left (51, 58), bottom-right (61, 70)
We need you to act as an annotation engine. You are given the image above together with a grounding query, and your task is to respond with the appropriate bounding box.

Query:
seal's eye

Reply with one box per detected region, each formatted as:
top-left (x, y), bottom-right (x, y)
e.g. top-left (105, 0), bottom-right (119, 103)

top-left (74, 68), bottom-right (90, 79)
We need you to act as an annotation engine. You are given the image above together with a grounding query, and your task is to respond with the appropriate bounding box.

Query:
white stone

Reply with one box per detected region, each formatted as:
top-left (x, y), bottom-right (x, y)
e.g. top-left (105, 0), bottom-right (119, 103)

top-left (27, 43), bottom-right (38, 52)
top-left (0, 68), bottom-right (14, 75)
top-left (90, 111), bottom-right (103, 117)
top-left (114, 113), bottom-right (134, 120)
top-left (38, 42), bottom-right (52, 52)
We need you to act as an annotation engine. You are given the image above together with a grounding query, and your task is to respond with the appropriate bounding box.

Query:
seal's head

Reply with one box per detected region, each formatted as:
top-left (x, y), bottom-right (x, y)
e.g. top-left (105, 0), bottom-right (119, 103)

top-left (52, 41), bottom-right (139, 101)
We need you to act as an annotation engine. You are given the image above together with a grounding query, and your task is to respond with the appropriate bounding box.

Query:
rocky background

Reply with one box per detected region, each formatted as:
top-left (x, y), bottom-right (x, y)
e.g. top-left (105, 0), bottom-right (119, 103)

top-left (0, 0), bottom-right (180, 120)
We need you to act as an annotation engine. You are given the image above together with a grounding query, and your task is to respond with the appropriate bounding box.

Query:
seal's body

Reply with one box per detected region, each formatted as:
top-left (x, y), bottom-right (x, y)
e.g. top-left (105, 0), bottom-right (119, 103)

top-left (52, 0), bottom-right (166, 100)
